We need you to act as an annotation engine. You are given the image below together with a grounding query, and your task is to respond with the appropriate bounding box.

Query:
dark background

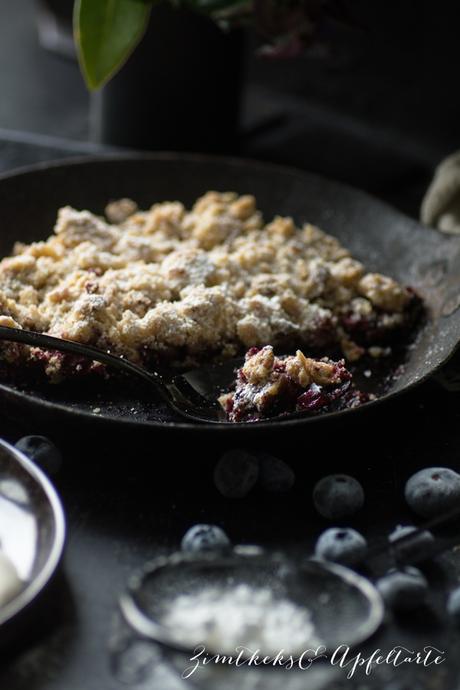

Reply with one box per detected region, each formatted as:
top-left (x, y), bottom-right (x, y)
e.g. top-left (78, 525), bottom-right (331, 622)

top-left (0, 1), bottom-right (460, 689)
top-left (2, 0), bottom-right (460, 214)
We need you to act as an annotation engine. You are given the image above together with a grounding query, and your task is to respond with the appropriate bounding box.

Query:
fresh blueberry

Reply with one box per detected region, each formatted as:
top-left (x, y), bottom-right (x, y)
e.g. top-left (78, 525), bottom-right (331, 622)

top-left (376, 566), bottom-right (428, 611)
top-left (15, 435), bottom-right (62, 475)
top-left (404, 467), bottom-right (460, 517)
top-left (313, 474), bottom-right (364, 520)
top-left (213, 449), bottom-right (259, 498)
top-left (256, 453), bottom-right (295, 493)
top-left (447, 587), bottom-right (460, 624)
top-left (314, 527), bottom-right (367, 566)
top-left (389, 524), bottom-right (435, 563)
top-left (181, 524), bottom-right (230, 553)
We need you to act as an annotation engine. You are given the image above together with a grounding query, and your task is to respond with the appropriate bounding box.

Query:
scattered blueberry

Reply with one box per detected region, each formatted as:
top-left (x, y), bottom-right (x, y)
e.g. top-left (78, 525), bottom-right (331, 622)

top-left (404, 467), bottom-right (460, 517)
top-left (181, 524), bottom-right (230, 553)
top-left (256, 453), bottom-right (295, 493)
top-left (389, 524), bottom-right (435, 563)
top-left (213, 449), bottom-right (259, 498)
top-left (376, 566), bottom-right (428, 611)
top-left (314, 527), bottom-right (367, 566)
top-left (447, 587), bottom-right (460, 624)
top-left (15, 435), bottom-right (62, 475)
top-left (313, 474), bottom-right (364, 520)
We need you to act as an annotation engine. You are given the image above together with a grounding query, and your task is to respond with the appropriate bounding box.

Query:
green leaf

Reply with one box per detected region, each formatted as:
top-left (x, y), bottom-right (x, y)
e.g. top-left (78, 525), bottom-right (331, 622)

top-left (74, 0), bottom-right (152, 90)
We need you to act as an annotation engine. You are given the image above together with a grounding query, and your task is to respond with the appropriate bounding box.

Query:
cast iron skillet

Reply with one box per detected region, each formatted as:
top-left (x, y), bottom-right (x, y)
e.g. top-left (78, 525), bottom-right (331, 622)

top-left (0, 153), bottom-right (459, 433)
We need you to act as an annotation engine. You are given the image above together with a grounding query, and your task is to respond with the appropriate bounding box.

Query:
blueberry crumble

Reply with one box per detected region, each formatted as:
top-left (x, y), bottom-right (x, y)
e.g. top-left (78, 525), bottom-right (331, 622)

top-left (0, 192), bottom-right (420, 381)
top-left (218, 346), bottom-right (372, 422)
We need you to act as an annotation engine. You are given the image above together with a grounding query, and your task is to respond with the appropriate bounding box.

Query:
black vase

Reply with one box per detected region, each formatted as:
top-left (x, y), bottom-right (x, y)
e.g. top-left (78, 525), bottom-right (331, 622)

top-left (91, 3), bottom-right (246, 153)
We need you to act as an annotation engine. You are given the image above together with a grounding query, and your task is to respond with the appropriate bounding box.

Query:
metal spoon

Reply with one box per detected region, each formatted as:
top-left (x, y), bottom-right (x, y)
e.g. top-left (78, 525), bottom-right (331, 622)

top-left (119, 548), bottom-right (384, 656)
top-left (0, 438), bottom-right (65, 629)
top-left (0, 326), bottom-right (239, 424)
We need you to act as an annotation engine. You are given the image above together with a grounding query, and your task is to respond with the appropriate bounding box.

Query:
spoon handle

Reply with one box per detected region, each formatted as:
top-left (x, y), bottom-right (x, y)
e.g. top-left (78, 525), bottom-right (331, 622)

top-left (0, 326), bottom-right (172, 405)
top-left (367, 503), bottom-right (460, 570)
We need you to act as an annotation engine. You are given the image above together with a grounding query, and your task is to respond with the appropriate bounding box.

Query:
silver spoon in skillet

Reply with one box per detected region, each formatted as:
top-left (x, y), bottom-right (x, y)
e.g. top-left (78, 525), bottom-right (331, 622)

top-left (0, 326), bottom-right (245, 424)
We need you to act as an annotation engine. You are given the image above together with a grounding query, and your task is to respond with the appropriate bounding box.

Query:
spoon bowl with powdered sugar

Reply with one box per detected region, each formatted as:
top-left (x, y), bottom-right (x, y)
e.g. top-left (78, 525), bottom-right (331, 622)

top-left (119, 547), bottom-right (384, 659)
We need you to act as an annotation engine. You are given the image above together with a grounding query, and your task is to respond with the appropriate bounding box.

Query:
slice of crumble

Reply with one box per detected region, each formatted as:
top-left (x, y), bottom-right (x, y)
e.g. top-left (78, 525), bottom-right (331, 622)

top-left (219, 346), bottom-right (371, 422)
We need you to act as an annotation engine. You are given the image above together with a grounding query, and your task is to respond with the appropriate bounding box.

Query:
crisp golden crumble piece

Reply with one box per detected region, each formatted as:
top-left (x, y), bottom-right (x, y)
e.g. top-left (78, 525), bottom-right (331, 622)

top-left (105, 198), bottom-right (138, 224)
top-left (241, 345), bottom-right (275, 385)
top-left (0, 191), bottom-right (417, 377)
top-left (358, 273), bottom-right (411, 312)
top-left (286, 350), bottom-right (342, 387)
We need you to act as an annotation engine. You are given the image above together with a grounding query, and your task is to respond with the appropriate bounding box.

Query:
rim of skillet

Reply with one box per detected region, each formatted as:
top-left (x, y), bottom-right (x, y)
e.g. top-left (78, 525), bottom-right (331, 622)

top-left (0, 151), bottom-right (458, 434)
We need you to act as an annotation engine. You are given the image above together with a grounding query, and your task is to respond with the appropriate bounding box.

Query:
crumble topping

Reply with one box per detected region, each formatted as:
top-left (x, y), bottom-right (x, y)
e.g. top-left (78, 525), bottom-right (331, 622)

top-left (219, 346), bottom-right (370, 422)
top-left (358, 273), bottom-right (410, 312)
top-left (0, 191), bottom-right (414, 376)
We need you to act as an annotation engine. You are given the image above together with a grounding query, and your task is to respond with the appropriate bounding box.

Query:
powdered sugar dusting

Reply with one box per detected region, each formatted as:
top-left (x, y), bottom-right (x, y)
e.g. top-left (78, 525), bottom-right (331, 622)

top-left (161, 583), bottom-right (321, 656)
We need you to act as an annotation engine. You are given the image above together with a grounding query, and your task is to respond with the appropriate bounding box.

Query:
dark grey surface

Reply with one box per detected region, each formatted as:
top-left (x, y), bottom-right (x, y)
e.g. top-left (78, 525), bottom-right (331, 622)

top-left (0, 1), bottom-right (460, 686)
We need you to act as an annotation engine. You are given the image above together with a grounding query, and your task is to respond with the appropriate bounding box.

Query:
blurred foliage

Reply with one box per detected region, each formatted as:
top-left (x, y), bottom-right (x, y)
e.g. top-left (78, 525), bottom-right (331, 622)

top-left (74, 0), bottom-right (344, 89)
